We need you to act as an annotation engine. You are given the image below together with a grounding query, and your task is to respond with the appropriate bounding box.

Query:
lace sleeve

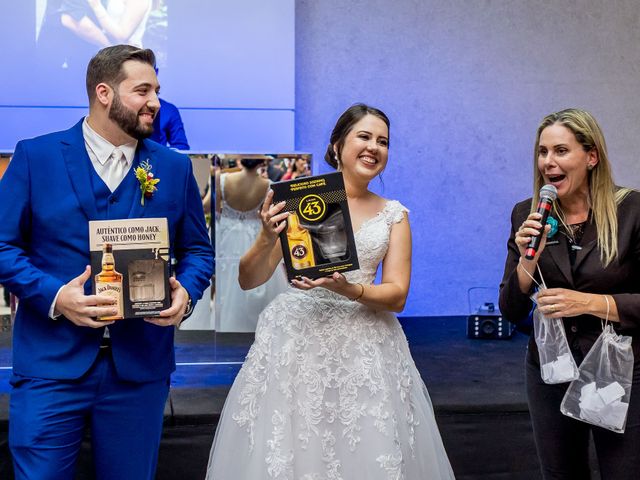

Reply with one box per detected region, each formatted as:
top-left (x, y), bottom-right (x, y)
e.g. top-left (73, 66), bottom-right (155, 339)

top-left (385, 200), bottom-right (409, 225)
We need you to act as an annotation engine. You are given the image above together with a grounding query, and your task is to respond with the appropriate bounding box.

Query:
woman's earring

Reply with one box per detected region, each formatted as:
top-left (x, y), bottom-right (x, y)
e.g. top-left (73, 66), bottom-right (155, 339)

top-left (587, 164), bottom-right (594, 171)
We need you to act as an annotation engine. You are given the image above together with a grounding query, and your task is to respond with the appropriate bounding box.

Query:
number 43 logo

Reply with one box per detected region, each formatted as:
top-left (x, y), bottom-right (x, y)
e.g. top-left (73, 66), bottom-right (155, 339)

top-left (298, 194), bottom-right (326, 222)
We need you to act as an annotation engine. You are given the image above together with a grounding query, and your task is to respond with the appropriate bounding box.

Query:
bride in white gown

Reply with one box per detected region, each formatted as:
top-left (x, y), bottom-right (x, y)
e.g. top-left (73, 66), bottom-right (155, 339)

top-left (206, 104), bottom-right (455, 479)
top-left (215, 159), bottom-right (289, 332)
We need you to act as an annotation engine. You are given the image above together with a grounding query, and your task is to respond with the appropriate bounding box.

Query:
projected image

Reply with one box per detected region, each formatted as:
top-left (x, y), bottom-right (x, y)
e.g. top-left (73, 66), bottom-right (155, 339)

top-left (214, 154), bottom-right (312, 332)
top-left (35, 0), bottom-right (167, 75)
top-left (1, 2), bottom-right (294, 149)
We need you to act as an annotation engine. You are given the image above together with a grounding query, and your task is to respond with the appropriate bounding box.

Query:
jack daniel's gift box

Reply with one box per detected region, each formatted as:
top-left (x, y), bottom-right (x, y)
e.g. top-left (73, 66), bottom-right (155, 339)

top-left (89, 218), bottom-right (171, 320)
top-left (272, 172), bottom-right (359, 281)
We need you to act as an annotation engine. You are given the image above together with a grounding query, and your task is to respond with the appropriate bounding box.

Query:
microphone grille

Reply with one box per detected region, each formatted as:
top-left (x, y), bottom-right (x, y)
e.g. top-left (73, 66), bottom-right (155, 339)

top-left (540, 184), bottom-right (558, 201)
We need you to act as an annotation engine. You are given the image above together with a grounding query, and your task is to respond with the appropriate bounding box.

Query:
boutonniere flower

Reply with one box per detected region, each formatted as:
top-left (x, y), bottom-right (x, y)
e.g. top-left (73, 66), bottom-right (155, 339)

top-left (546, 217), bottom-right (558, 239)
top-left (135, 159), bottom-right (160, 206)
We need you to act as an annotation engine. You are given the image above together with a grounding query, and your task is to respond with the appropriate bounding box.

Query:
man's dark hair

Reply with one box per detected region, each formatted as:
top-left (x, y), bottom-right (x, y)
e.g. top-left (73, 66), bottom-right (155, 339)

top-left (86, 45), bottom-right (156, 103)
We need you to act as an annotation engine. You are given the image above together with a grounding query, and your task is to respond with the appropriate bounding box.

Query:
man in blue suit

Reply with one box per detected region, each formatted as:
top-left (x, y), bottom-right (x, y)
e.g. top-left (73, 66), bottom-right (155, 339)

top-left (149, 67), bottom-right (191, 150)
top-left (150, 98), bottom-right (191, 150)
top-left (0, 45), bottom-right (213, 479)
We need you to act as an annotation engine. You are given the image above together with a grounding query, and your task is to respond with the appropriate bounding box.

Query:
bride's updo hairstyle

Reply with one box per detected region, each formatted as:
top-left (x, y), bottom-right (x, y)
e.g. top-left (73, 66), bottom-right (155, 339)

top-left (240, 158), bottom-right (265, 169)
top-left (324, 103), bottom-right (390, 169)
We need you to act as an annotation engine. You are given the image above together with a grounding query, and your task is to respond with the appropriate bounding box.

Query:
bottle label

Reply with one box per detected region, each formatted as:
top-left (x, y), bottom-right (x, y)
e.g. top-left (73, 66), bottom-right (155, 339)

top-left (96, 282), bottom-right (124, 319)
top-left (291, 243), bottom-right (314, 270)
top-left (291, 244), bottom-right (308, 260)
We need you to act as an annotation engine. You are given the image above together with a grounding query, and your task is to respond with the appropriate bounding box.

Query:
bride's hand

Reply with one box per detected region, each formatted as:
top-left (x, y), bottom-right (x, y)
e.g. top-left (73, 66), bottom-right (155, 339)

top-left (260, 190), bottom-right (289, 241)
top-left (291, 272), bottom-right (355, 298)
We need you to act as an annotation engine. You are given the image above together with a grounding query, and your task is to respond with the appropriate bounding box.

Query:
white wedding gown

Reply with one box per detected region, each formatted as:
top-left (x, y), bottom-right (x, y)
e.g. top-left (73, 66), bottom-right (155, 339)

top-left (207, 200), bottom-right (455, 479)
top-left (215, 173), bottom-right (289, 332)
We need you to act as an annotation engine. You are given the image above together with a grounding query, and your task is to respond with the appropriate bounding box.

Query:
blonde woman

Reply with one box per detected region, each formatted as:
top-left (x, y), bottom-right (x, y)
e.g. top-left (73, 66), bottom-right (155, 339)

top-left (499, 108), bottom-right (640, 479)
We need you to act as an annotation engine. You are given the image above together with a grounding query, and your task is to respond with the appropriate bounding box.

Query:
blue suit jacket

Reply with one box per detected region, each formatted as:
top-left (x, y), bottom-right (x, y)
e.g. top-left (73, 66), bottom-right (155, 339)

top-left (0, 120), bottom-right (213, 382)
top-left (150, 98), bottom-right (190, 150)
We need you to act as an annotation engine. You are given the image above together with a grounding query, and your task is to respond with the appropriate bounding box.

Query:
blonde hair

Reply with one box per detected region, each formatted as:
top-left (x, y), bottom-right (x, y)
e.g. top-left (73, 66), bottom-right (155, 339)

top-left (531, 109), bottom-right (631, 266)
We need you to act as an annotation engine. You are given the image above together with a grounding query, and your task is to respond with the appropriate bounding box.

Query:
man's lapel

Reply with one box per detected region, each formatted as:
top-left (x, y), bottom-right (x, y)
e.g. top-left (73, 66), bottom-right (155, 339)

top-left (61, 120), bottom-right (100, 221)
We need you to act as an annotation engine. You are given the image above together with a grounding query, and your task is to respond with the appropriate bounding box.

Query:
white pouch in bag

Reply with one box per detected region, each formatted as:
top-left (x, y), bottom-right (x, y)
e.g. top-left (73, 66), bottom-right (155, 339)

top-left (532, 307), bottom-right (580, 384)
top-left (560, 324), bottom-right (634, 433)
top-left (522, 265), bottom-right (578, 384)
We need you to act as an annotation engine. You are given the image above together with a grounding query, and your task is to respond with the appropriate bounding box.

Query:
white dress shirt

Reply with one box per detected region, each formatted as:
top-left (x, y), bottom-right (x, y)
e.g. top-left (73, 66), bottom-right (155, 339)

top-left (82, 117), bottom-right (137, 192)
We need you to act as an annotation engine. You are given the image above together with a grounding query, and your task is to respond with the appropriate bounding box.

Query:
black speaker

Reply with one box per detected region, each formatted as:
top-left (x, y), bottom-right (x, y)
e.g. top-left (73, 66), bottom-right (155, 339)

top-left (466, 303), bottom-right (515, 339)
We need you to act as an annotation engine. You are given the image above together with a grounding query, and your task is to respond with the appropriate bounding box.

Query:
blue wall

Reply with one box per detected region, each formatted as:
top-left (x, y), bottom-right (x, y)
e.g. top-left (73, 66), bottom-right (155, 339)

top-left (295, 0), bottom-right (640, 315)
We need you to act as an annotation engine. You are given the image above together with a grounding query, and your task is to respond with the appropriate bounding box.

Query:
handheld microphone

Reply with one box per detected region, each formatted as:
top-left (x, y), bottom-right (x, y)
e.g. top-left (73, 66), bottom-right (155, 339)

top-left (525, 184), bottom-right (558, 260)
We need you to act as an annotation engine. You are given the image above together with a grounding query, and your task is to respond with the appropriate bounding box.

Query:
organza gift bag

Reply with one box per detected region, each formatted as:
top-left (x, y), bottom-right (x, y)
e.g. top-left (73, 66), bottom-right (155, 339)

top-left (532, 304), bottom-right (580, 384)
top-left (522, 265), bottom-right (578, 384)
top-left (560, 323), bottom-right (634, 433)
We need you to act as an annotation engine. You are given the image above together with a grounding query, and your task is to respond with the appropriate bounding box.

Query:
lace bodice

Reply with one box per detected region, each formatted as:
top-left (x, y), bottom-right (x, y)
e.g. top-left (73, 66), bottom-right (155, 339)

top-left (296, 200), bottom-right (408, 303)
top-left (346, 200), bottom-right (408, 285)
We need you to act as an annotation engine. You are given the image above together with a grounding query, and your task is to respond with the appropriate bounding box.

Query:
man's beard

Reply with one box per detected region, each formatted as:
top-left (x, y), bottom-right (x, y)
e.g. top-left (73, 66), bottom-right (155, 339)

top-left (108, 92), bottom-right (154, 140)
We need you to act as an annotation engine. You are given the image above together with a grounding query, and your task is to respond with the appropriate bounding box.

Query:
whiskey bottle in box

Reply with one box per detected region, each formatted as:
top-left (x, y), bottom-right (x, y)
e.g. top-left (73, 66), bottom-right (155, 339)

top-left (95, 243), bottom-right (124, 321)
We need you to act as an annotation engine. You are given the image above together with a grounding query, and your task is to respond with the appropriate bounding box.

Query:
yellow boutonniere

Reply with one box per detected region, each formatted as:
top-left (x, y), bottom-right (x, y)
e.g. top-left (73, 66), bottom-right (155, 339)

top-left (135, 159), bottom-right (160, 206)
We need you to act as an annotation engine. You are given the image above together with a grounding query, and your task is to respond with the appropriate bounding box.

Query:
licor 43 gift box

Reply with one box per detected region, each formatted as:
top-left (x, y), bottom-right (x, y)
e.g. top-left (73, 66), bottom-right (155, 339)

top-left (272, 172), bottom-right (359, 281)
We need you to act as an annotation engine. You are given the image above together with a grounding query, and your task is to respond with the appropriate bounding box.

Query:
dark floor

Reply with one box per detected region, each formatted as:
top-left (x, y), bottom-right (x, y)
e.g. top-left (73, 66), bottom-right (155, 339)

top-left (0, 316), bottom-right (601, 479)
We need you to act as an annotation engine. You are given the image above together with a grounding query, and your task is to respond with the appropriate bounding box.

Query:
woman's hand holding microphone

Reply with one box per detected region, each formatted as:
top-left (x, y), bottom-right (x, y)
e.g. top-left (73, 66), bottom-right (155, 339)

top-left (514, 211), bottom-right (551, 294)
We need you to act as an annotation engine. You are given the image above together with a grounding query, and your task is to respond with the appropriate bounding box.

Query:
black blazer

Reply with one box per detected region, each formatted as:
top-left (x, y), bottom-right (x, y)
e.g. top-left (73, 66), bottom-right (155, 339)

top-left (499, 189), bottom-right (640, 358)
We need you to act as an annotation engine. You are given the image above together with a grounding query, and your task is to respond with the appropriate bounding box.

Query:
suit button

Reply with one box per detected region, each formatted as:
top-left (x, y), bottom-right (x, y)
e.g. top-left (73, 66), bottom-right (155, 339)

top-left (571, 325), bottom-right (578, 333)
top-left (109, 197), bottom-right (117, 204)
